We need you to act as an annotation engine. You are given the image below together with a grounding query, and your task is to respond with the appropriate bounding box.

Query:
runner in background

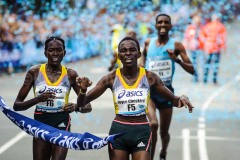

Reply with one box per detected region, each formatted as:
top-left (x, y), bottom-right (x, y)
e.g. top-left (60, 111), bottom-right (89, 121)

top-left (108, 24), bottom-right (126, 71)
top-left (141, 13), bottom-right (194, 160)
top-left (108, 27), bottom-right (137, 71)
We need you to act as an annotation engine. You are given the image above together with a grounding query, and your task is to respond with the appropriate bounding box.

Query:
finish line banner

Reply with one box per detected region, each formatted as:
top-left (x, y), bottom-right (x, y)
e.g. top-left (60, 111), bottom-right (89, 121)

top-left (0, 96), bottom-right (123, 150)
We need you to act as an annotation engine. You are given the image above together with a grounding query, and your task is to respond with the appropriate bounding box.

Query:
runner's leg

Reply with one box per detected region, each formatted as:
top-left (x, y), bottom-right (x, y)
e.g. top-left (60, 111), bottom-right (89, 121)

top-left (51, 144), bottom-right (68, 160)
top-left (159, 107), bottom-right (173, 159)
top-left (108, 148), bottom-right (129, 160)
top-left (132, 151), bottom-right (151, 160)
top-left (147, 99), bottom-right (159, 160)
top-left (33, 138), bottom-right (51, 160)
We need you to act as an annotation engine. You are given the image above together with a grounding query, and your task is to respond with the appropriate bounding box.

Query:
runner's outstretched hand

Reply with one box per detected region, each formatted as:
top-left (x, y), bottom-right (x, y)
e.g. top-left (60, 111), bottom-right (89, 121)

top-left (177, 95), bottom-right (194, 113)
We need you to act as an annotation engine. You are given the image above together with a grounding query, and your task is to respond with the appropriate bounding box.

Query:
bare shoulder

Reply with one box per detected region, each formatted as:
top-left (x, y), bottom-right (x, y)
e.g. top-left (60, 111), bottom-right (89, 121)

top-left (66, 68), bottom-right (78, 78)
top-left (174, 41), bottom-right (185, 50)
top-left (174, 41), bottom-right (186, 56)
top-left (29, 64), bottom-right (40, 71)
top-left (105, 69), bottom-right (116, 83)
top-left (97, 69), bottom-right (116, 88)
top-left (66, 68), bottom-right (80, 86)
top-left (27, 64), bottom-right (41, 75)
top-left (145, 38), bottom-right (151, 46)
top-left (145, 69), bottom-right (163, 86)
top-left (24, 64), bottom-right (41, 84)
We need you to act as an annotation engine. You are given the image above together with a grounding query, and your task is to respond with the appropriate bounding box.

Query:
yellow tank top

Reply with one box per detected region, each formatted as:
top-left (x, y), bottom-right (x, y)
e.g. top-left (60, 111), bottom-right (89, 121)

top-left (34, 64), bottom-right (71, 113)
top-left (112, 67), bottom-right (150, 116)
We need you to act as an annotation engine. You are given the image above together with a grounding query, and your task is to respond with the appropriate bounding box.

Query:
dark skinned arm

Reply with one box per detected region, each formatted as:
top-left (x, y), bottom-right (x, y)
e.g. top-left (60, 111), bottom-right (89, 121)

top-left (108, 52), bottom-right (118, 71)
top-left (65, 68), bottom-right (92, 113)
top-left (13, 66), bottom-right (55, 111)
top-left (76, 71), bottom-right (115, 109)
top-left (146, 70), bottom-right (193, 112)
top-left (167, 42), bottom-right (195, 75)
top-left (139, 38), bottom-right (151, 67)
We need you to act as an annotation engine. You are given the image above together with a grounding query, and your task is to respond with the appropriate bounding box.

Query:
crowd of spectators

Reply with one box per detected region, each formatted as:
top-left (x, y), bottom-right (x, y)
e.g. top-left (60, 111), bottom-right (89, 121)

top-left (0, 0), bottom-right (239, 75)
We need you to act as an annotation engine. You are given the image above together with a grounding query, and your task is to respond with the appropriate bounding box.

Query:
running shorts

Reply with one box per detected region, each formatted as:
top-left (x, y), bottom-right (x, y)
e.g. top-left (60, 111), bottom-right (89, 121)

top-left (150, 85), bottom-right (174, 109)
top-left (108, 120), bottom-right (152, 154)
top-left (34, 112), bottom-right (71, 131)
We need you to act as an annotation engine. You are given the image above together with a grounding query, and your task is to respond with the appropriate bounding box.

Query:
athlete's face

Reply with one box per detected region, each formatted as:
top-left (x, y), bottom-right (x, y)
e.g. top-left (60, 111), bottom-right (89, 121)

top-left (118, 40), bottom-right (141, 67)
top-left (45, 40), bottom-right (65, 65)
top-left (155, 15), bottom-right (172, 35)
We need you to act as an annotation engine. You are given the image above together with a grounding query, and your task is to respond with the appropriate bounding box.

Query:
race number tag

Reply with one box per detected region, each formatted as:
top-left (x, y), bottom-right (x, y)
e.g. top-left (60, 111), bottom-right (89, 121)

top-left (35, 85), bottom-right (67, 110)
top-left (116, 89), bottom-right (148, 115)
top-left (148, 60), bottom-right (172, 79)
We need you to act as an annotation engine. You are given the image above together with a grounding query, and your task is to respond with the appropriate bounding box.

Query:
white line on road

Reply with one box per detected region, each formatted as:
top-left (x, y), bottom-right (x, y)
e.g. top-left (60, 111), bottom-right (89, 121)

top-left (182, 128), bottom-right (191, 160)
top-left (0, 131), bottom-right (27, 155)
top-left (173, 135), bottom-right (240, 141)
top-left (198, 129), bottom-right (208, 160)
top-left (1, 131), bottom-right (239, 156)
top-left (198, 72), bottom-right (240, 160)
top-left (201, 72), bottom-right (240, 114)
top-left (1, 74), bottom-right (240, 156)
top-left (97, 134), bottom-right (240, 141)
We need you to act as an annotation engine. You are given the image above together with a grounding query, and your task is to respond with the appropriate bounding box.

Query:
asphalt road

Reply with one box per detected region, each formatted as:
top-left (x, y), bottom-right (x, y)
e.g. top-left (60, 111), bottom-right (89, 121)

top-left (0, 21), bottom-right (240, 160)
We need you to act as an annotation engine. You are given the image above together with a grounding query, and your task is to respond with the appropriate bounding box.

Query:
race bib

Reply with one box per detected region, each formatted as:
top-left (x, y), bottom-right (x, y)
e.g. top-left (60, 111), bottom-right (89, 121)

top-left (115, 89), bottom-right (148, 116)
top-left (35, 85), bottom-right (68, 111)
top-left (148, 60), bottom-right (173, 79)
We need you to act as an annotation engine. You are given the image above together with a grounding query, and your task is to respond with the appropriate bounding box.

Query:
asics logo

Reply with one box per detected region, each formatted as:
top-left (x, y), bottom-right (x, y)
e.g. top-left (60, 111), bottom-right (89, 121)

top-left (39, 86), bottom-right (63, 94)
top-left (118, 90), bottom-right (143, 99)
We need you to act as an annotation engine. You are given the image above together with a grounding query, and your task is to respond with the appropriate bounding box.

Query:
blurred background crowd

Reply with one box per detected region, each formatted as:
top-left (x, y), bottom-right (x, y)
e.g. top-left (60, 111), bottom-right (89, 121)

top-left (0, 0), bottom-right (239, 75)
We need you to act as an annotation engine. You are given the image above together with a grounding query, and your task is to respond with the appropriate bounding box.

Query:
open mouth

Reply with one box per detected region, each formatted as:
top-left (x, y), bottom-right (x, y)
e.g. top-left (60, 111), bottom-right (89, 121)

top-left (125, 58), bottom-right (132, 63)
top-left (52, 57), bottom-right (59, 62)
top-left (160, 28), bottom-right (167, 33)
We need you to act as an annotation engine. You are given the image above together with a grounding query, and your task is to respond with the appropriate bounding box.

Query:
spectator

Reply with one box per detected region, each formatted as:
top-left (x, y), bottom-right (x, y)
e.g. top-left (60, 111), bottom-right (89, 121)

top-left (201, 13), bottom-right (226, 84)
top-left (183, 14), bottom-right (204, 82)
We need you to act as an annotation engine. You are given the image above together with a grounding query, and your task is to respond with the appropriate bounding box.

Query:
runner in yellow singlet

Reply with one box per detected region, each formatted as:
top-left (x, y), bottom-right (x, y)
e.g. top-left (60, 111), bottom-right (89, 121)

top-left (13, 36), bottom-right (92, 160)
top-left (76, 37), bottom-right (194, 160)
